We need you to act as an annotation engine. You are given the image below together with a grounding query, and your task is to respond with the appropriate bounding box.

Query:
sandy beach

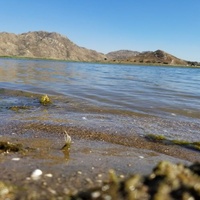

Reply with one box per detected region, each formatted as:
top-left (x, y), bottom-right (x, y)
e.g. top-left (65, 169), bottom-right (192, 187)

top-left (0, 120), bottom-right (199, 199)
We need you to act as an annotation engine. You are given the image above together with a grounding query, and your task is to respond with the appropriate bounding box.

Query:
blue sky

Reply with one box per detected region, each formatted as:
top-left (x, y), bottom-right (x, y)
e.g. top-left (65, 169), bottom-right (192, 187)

top-left (1, 0), bottom-right (200, 61)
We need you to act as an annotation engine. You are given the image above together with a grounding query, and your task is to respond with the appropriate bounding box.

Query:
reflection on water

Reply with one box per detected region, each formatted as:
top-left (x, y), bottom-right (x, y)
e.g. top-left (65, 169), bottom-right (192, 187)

top-left (0, 59), bottom-right (81, 87)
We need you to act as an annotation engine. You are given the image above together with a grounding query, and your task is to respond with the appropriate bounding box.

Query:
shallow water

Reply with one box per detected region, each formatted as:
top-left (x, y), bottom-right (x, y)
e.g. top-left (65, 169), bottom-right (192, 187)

top-left (0, 58), bottom-right (200, 142)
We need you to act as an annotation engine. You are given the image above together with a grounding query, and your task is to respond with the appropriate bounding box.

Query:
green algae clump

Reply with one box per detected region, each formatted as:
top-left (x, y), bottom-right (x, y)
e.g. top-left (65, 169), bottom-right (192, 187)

top-left (9, 105), bottom-right (30, 112)
top-left (40, 94), bottom-right (51, 105)
top-left (193, 141), bottom-right (200, 149)
top-left (146, 134), bottom-right (166, 141)
top-left (146, 134), bottom-right (200, 151)
top-left (72, 161), bottom-right (200, 200)
top-left (0, 141), bottom-right (23, 153)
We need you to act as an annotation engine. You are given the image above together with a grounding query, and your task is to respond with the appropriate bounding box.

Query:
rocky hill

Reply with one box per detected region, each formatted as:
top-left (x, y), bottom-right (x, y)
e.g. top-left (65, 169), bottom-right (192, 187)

top-left (0, 31), bottom-right (197, 66)
top-left (106, 49), bottom-right (188, 65)
top-left (106, 50), bottom-right (140, 60)
top-left (0, 31), bottom-right (105, 62)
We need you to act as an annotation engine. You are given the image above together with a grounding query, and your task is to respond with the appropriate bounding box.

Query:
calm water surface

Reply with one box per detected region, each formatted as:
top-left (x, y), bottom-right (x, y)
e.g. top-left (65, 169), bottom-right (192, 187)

top-left (0, 58), bottom-right (200, 141)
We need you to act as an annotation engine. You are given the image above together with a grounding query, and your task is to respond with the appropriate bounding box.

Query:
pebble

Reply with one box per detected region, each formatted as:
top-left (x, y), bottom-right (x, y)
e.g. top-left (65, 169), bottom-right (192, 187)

top-left (119, 174), bottom-right (125, 179)
top-left (102, 184), bottom-right (110, 192)
top-left (31, 169), bottom-right (43, 180)
top-left (48, 187), bottom-right (57, 195)
top-left (45, 173), bottom-right (53, 178)
top-left (85, 178), bottom-right (93, 184)
top-left (91, 191), bottom-right (101, 198)
top-left (102, 194), bottom-right (112, 200)
top-left (11, 157), bottom-right (20, 161)
top-left (139, 156), bottom-right (144, 159)
top-left (97, 174), bottom-right (102, 178)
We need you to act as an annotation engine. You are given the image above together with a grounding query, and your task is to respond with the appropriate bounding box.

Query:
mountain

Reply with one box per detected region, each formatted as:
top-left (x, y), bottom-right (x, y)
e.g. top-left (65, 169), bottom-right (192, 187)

top-left (106, 50), bottom-right (140, 60)
top-left (0, 31), bottom-right (197, 66)
top-left (106, 49), bottom-right (188, 65)
top-left (0, 31), bottom-right (105, 61)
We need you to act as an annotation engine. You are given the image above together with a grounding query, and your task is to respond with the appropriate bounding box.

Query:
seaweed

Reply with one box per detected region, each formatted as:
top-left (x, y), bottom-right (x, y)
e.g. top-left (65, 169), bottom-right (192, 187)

top-left (146, 134), bottom-right (166, 141)
top-left (145, 134), bottom-right (200, 151)
top-left (9, 105), bottom-right (30, 112)
top-left (39, 94), bottom-right (51, 105)
top-left (0, 141), bottom-right (24, 153)
top-left (72, 161), bottom-right (200, 200)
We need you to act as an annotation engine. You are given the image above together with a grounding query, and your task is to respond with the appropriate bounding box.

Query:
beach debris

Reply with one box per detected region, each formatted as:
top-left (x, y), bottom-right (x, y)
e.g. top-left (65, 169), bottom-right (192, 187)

top-left (61, 131), bottom-right (72, 150)
top-left (40, 94), bottom-right (51, 105)
top-left (31, 169), bottom-right (43, 180)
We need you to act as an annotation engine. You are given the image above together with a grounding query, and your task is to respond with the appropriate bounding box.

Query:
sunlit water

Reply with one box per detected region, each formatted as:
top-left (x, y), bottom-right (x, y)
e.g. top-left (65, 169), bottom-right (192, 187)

top-left (0, 58), bottom-right (200, 141)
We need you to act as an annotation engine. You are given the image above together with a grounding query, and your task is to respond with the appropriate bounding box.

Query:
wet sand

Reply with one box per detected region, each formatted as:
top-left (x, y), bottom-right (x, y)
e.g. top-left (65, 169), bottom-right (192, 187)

top-left (0, 90), bottom-right (200, 199)
top-left (0, 121), bottom-right (199, 199)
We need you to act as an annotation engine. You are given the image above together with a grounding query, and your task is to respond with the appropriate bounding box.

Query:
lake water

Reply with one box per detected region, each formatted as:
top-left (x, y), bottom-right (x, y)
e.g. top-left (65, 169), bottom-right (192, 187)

top-left (0, 58), bottom-right (200, 142)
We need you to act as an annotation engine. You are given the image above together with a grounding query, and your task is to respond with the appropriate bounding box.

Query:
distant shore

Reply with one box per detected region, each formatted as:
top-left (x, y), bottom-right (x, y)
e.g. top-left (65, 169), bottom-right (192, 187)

top-left (1, 55), bottom-right (200, 68)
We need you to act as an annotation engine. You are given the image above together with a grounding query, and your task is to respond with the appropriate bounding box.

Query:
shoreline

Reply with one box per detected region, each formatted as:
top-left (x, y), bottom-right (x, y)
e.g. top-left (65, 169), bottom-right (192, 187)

top-left (0, 121), bottom-right (199, 199)
top-left (1, 55), bottom-right (200, 68)
top-left (1, 121), bottom-right (199, 163)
